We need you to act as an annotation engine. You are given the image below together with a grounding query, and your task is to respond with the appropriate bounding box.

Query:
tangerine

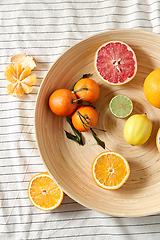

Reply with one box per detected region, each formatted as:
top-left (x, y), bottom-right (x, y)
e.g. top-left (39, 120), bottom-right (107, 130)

top-left (73, 78), bottom-right (100, 103)
top-left (49, 89), bottom-right (78, 116)
top-left (71, 105), bottom-right (98, 132)
top-left (143, 68), bottom-right (160, 109)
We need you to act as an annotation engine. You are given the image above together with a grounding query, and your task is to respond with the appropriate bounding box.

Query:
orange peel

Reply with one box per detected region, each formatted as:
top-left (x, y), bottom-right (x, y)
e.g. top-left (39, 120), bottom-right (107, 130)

top-left (11, 53), bottom-right (37, 70)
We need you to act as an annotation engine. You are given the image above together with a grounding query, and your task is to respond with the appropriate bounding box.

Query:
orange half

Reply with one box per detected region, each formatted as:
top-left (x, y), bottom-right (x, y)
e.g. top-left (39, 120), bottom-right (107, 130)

top-left (92, 151), bottom-right (130, 190)
top-left (28, 172), bottom-right (64, 211)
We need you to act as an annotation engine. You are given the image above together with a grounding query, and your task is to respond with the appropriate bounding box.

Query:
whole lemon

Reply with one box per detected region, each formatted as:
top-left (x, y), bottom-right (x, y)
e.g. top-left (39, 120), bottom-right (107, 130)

top-left (123, 114), bottom-right (152, 146)
top-left (143, 68), bottom-right (160, 109)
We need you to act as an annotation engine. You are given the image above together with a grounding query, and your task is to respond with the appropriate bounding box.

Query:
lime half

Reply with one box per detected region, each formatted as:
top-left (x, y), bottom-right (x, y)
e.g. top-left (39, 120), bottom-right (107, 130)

top-left (109, 95), bottom-right (133, 118)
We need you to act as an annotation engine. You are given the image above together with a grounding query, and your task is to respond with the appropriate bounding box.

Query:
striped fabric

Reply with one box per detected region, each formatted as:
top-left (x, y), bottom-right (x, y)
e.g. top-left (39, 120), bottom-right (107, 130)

top-left (0, 0), bottom-right (160, 239)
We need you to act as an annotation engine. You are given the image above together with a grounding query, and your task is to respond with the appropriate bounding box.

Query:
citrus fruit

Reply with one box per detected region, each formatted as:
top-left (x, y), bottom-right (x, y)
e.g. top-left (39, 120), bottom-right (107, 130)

top-left (49, 89), bottom-right (78, 116)
top-left (28, 172), bottom-right (64, 211)
top-left (4, 63), bottom-right (36, 97)
top-left (73, 78), bottom-right (100, 103)
top-left (92, 151), bottom-right (130, 190)
top-left (72, 105), bottom-right (98, 132)
top-left (143, 68), bottom-right (160, 109)
top-left (109, 94), bottom-right (133, 118)
top-left (156, 128), bottom-right (160, 152)
top-left (94, 41), bottom-right (137, 85)
top-left (123, 114), bottom-right (152, 146)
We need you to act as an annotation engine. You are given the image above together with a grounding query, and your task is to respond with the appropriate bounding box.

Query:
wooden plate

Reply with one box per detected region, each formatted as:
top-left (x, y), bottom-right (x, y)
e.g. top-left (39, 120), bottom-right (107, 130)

top-left (34, 29), bottom-right (160, 217)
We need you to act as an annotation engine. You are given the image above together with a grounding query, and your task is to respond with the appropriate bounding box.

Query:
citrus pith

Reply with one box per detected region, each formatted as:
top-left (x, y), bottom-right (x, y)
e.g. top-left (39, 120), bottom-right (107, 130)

top-left (28, 172), bottom-right (64, 211)
top-left (109, 94), bottom-right (133, 118)
top-left (92, 151), bottom-right (130, 190)
top-left (156, 128), bottom-right (160, 152)
top-left (4, 63), bottom-right (36, 97)
top-left (94, 41), bottom-right (137, 85)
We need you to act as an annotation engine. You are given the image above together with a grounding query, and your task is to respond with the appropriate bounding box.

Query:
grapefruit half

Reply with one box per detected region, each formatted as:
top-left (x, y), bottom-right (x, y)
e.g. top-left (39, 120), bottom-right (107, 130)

top-left (94, 41), bottom-right (137, 85)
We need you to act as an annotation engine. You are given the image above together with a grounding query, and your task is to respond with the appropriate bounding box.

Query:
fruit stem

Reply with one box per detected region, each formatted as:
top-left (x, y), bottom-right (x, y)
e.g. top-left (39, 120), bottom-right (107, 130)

top-left (77, 111), bottom-right (106, 132)
top-left (72, 97), bottom-right (85, 103)
top-left (72, 87), bottom-right (88, 94)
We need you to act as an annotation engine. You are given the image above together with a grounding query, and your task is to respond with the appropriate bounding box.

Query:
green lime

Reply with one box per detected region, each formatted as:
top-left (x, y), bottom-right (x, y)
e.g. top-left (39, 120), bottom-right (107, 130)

top-left (109, 95), bottom-right (133, 118)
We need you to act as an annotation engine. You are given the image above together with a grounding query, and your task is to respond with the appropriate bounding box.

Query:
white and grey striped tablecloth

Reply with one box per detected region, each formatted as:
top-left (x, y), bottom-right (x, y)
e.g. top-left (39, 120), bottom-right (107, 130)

top-left (1, 0), bottom-right (160, 239)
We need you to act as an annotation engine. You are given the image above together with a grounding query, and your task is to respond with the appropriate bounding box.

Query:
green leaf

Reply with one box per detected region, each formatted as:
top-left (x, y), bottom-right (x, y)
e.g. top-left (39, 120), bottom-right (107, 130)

top-left (64, 130), bottom-right (83, 145)
top-left (66, 116), bottom-right (84, 146)
top-left (91, 129), bottom-right (105, 149)
top-left (70, 73), bottom-right (91, 91)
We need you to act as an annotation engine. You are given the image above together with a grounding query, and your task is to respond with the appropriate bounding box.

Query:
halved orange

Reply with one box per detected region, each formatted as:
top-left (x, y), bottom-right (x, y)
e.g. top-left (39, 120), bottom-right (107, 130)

top-left (91, 151), bottom-right (130, 190)
top-left (28, 172), bottom-right (64, 211)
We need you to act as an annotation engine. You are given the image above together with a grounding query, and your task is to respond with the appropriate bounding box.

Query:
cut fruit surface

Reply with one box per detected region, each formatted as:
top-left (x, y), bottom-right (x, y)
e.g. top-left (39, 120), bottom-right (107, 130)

top-left (28, 172), bottom-right (64, 211)
top-left (94, 41), bottom-right (137, 85)
top-left (109, 94), bottom-right (133, 118)
top-left (156, 128), bottom-right (160, 152)
top-left (92, 151), bottom-right (130, 190)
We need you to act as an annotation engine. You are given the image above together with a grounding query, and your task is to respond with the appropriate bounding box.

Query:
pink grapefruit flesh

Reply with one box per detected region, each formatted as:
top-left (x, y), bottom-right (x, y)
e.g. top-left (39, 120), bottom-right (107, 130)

top-left (94, 41), bottom-right (137, 85)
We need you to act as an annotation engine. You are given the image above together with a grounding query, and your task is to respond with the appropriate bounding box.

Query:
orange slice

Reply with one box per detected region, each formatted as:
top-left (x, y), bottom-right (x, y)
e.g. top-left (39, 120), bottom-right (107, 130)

top-left (28, 172), bottom-right (64, 211)
top-left (92, 151), bottom-right (130, 190)
top-left (156, 128), bottom-right (160, 152)
top-left (4, 63), bottom-right (36, 97)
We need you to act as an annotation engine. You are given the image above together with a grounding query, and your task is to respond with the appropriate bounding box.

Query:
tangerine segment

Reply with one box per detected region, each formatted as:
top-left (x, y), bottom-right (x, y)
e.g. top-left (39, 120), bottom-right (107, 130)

top-left (92, 151), bottom-right (130, 190)
top-left (28, 172), bottom-right (64, 211)
top-left (73, 78), bottom-right (100, 103)
top-left (94, 41), bottom-right (137, 85)
top-left (4, 63), bottom-right (36, 97)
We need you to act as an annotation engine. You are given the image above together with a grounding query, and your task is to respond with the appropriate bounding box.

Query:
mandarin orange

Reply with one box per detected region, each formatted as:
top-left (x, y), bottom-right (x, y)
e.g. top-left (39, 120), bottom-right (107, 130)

top-left (71, 105), bottom-right (98, 132)
top-left (73, 78), bottom-right (100, 103)
top-left (49, 89), bottom-right (78, 116)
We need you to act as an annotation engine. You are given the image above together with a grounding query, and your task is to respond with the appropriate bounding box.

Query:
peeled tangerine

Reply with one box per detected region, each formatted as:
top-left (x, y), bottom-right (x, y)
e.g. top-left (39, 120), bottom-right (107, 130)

top-left (123, 114), bottom-right (152, 146)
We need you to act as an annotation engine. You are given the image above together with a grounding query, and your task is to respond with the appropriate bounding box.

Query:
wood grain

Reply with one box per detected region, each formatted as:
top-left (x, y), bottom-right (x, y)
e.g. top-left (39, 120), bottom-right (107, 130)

top-left (35, 29), bottom-right (160, 217)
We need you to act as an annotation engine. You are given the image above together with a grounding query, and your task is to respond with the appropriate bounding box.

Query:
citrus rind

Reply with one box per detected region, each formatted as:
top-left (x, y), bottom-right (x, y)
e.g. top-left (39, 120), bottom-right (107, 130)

top-left (109, 94), bottom-right (133, 118)
top-left (156, 128), bottom-right (160, 152)
top-left (94, 41), bottom-right (137, 86)
top-left (28, 172), bottom-right (64, 211)
top-left (92, 151), bottom-right (130, 190)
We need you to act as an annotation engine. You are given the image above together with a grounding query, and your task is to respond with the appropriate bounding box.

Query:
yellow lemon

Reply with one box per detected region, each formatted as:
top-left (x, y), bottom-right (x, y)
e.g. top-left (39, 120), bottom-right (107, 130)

top-left (123, 114), bottom-right (152, 146)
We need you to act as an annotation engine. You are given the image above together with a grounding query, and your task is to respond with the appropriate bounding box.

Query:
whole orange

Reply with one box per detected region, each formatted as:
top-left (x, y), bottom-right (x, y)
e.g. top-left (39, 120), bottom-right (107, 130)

top-left (143, 68), bottom-right (160, 109)
top-left (73, 78), bottom-right (100, 103)
top-left (72, 106), bottom-right (98, 132)
top-left (49, 89), bottom-right (78, 116)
